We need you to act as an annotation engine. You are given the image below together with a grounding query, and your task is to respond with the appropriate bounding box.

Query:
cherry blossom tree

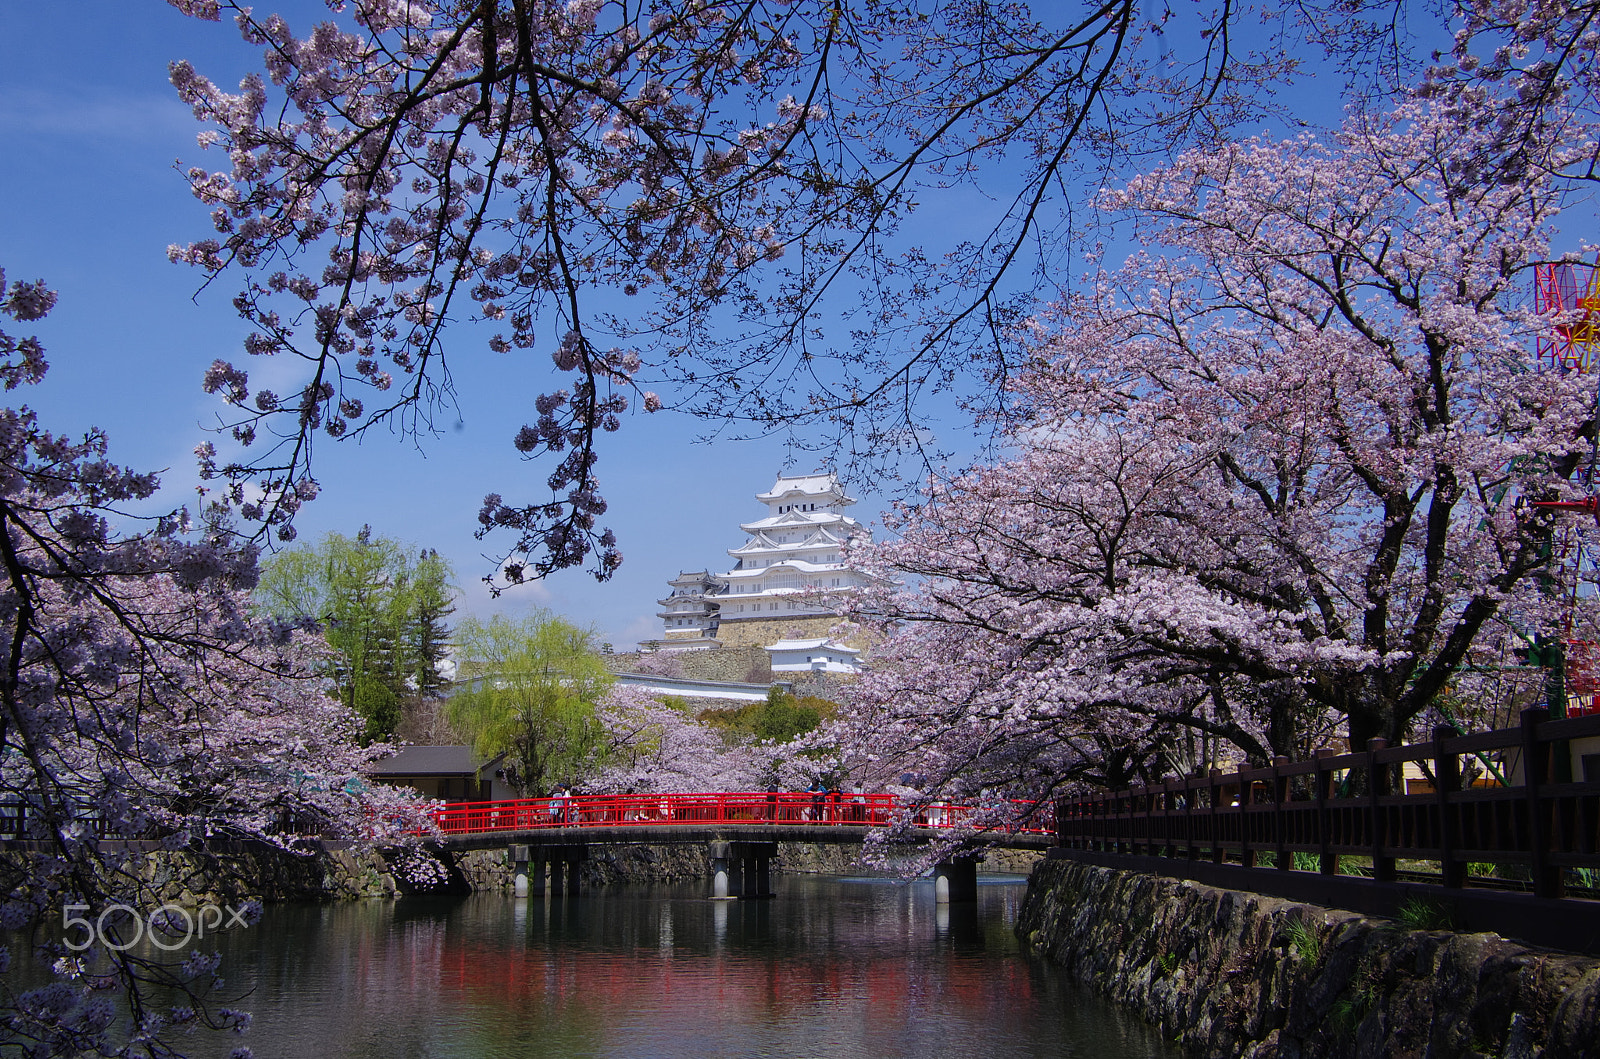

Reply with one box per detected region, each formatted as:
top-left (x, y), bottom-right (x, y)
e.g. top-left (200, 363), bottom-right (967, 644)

top-left (831, 83), bottom-right (1600, 801)
top-left (589, 684), bottom-right (770, 793)
top-left (163, 0), bottom-right (1553, 586)
top-left (0, 269), bottom-right (435, 1058)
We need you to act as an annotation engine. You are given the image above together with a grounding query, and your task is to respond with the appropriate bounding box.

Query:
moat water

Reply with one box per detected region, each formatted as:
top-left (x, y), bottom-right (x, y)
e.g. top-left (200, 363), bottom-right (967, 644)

top-left (23, 875), bottom-right (1180, 1058)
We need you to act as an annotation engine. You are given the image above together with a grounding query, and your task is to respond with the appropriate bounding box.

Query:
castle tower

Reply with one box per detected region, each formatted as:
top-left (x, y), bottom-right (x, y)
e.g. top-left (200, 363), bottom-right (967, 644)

top-left (654, 569), bottom-right (724, 646)
top-left (711, 472), bottom-right (876, 648)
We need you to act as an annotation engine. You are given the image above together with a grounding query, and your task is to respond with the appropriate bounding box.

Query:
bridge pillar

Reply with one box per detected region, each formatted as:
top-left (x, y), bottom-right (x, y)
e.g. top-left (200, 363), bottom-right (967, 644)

top-left (933, 857), bottom-right (978, 904)
top-left (510, 845), bottom-right (530, 897)
top-left (731, 841), bottom-right (777, 899)
top-left (544, 845), bottom-right (586, 896)
top-left (753, 852), bottom-right (772, 898)
top-left (709, 840), bottom-right (733, 899)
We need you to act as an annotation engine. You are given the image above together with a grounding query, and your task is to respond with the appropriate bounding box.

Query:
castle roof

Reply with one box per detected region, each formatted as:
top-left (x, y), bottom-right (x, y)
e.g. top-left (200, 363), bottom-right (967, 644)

top-left (755, 472), bottom-right (856, 506)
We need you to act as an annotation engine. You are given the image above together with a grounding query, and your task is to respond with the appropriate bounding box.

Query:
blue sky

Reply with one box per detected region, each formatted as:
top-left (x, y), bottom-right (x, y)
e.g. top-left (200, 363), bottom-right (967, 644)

top-left (0, 2), bottom-right (911, 650)
top-left (4, 3), bottom-right (1574, 651)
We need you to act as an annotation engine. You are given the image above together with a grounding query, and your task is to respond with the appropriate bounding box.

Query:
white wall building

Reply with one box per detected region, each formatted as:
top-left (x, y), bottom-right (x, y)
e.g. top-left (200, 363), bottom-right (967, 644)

top-left (713, 472), bottom-right (876, 630)
top-left (655, 569), bottom-right (724, 642)
top-left (640, 472), bottom-right (876, 671)
top-left (765, 637), bottom-right (863, 674)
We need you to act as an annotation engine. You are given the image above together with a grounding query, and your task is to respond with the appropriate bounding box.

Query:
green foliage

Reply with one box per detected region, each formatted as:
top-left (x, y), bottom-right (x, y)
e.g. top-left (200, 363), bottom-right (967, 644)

top-left (1328, 997), bottom-right (1363, 1040)
top-left (351, 676), bottom-right (400, 745)
top-left (697, 686), bottom-right (832, 744)
top-left (1284, 919), bottom-right (1322, 962)
top-left (255, 526), bottom-right (457, 741)
top-left (1396, 896), bottom-right (1456, 931)
top-left (446, 612), bottom-right (613, 796)
top-left (1329, 969), bottom-right (1381, 1040)
top-left (1155, 953), bottom-right (1179, 976)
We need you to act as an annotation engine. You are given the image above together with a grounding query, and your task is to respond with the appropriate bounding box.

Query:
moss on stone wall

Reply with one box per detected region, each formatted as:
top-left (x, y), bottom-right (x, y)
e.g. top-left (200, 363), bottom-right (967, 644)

top-left (1018, 859), bottom-right (1600, 1059)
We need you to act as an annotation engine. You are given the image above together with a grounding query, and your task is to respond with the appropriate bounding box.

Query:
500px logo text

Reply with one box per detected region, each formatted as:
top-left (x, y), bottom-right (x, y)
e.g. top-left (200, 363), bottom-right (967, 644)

top-left (63, 903), bottom-right (252, 952)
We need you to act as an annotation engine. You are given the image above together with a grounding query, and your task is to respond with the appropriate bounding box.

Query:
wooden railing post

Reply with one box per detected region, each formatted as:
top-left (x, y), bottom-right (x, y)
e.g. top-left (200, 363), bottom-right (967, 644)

top-left (1186, 771), bottom-right (1201, 862)
top-left (1208, 768), bottom-right (1225, 864)
top-left (1433, 725), bottom-right (1464, 888)
top-left (1314, 749), bottom-right (1336, 875)
top-left (1273, 756), bottom-right (1291, 871)
top-left (1238, 764), bottom-right (1255, 868)
top-left (1521, 707), bottom-right (1564, 898)
top-left (1368, 737), bottom-right (1396, 883)
top-left (1163, 780), bottom-right (1177, 860)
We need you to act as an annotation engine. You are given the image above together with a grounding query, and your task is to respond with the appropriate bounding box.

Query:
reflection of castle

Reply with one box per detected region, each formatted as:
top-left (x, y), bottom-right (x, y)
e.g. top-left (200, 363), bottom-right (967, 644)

top-left (641, 472), bottom-right (876, 668)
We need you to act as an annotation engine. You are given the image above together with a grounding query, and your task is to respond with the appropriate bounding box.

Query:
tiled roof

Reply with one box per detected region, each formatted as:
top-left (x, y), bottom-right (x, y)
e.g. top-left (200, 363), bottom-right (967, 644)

top-left (367, 745), bottom-right (498, 776)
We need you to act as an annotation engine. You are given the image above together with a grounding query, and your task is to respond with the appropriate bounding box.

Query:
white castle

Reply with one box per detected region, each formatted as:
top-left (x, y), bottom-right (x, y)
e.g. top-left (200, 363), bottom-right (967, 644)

top-left (646, 472), bottom-right (875, 669)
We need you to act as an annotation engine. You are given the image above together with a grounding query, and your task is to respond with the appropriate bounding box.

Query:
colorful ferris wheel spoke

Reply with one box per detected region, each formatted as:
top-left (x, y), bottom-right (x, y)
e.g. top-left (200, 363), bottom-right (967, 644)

top-left (1535, 260), bottom-right (1600, 373)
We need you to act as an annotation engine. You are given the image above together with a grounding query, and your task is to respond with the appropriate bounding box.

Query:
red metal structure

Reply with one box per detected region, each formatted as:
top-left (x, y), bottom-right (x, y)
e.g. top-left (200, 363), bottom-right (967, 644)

top-left (1535, 260), bottom-right (1600, 372)
top-left (430, 790), bottom-right (1053, 838)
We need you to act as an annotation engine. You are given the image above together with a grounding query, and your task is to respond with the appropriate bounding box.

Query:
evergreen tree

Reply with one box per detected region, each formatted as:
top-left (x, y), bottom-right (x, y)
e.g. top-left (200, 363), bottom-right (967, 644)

top-left (256, 528), bottom-right (457, 741)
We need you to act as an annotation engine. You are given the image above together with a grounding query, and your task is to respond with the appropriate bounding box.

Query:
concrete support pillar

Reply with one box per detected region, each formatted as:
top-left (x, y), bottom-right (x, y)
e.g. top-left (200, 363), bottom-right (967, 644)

top-left (549, 852), bottom-right (565, 896)
top-left (729, 854), bottom-right (745, 897)
top-left (730, 841), bottom-right (777, 899)
top-left (530, 853), bottom-right (546, 897)
top-left (933, 858), bottom-right (978, 903)
top-left (564, 854), bottom-right (582, 895)
top-left (510, 845), bottom-right (530, 898)
top-left (754, 854), bottom-right (772, 898)
top-left (709, 840), bottom-right (734, 899)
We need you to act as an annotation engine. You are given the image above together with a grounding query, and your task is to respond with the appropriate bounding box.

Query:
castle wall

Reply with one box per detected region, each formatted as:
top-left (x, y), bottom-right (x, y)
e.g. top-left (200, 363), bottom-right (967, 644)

top-left (714, 616), bottom-right (838, 648)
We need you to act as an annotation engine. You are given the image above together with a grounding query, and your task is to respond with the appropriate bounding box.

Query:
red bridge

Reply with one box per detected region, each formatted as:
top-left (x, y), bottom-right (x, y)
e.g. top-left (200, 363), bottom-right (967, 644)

top-left (425, 790), bottom-right (1054, 903)
top-left (431, 789), bottom-right (1052, 839)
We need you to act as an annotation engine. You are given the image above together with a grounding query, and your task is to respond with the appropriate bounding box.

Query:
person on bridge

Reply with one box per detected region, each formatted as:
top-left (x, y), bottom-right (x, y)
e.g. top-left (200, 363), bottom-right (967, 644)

top-left (807, 779), bottom-right (826, 822)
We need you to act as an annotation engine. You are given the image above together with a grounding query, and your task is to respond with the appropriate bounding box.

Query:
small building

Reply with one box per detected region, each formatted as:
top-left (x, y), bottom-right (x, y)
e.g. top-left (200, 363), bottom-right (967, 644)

top-left (367, 745), bottom-right (508, 803)
top-left (765, 637), bottom-right (863, 675)
top-left (649, 569), bottom-right (726, 649)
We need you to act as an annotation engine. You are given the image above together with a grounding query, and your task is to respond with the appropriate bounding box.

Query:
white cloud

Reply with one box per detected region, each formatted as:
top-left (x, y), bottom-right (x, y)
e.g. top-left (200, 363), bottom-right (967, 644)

top-left (0, 89), bottom-right (195, 144)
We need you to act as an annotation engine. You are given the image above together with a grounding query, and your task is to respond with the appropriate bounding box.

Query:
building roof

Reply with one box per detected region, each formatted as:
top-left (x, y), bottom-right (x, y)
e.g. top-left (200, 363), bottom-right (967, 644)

top-left (755, 472), bottom-right (857, 506)
top-left (764, 637), bottom-right (861, 656)
top-left (367, 745), bottom-right (503, 777)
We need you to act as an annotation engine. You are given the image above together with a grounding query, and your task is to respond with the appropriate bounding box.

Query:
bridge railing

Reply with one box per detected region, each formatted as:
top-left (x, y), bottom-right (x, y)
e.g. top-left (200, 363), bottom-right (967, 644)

top-left (1054, 707), bottom-right (1600, 900)
top-left (431, 790), bottom-right (1055, 838)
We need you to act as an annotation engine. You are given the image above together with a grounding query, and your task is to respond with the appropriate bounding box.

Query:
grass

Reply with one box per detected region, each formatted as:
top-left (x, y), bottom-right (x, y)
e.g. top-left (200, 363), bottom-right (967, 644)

top-left (1396, 895), bottom-right (1457, 931)
top-left (1284, 919), bottom-right (1322, 961)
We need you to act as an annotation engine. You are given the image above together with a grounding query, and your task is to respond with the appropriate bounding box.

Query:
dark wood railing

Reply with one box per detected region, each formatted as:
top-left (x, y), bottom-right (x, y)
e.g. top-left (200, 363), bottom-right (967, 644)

top-left (1054, 708), bottom-right (1600, 901)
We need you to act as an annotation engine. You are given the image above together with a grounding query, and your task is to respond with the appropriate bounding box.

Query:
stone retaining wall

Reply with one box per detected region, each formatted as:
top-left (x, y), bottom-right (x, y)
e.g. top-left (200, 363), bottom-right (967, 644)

top-left (11, 839), bottom-right (1041, 909)
top-left (610, 647), bottom-right (773, 684)
top-left (1017, 858), bottom-right (1600, 1058)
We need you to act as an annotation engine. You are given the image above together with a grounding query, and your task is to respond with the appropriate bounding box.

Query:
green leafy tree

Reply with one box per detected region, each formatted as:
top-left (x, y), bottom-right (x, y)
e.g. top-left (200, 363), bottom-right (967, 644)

top-left (699, 687), bottom-right (831, 745)
top-left (255, 527), bottom-right (457, 740)
top-left (447, 612), bottom-right (614, 795)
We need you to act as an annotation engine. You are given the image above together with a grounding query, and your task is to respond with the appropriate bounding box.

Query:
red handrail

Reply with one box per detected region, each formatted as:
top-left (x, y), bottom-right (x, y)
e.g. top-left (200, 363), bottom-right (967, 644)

top-left (429, 791), bottom-right (1054, 838)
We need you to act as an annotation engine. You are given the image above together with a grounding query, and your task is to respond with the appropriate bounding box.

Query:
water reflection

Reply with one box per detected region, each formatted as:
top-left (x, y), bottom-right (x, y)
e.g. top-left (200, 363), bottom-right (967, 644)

top-left (169, 877), bottom-right (1175, 1058)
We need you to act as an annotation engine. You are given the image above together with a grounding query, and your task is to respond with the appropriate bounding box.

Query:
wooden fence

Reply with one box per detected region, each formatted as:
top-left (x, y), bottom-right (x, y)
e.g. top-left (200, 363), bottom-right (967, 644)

top-left (1056, 708), bottom-right (1600, 896)
top-left (1051, 708), bottom-right (1600, 950)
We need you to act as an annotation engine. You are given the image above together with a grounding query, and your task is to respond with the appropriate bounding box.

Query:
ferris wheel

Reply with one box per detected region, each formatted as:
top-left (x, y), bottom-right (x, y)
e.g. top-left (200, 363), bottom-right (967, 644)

top-left (1535, 259), bottom-right (1600, 372)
